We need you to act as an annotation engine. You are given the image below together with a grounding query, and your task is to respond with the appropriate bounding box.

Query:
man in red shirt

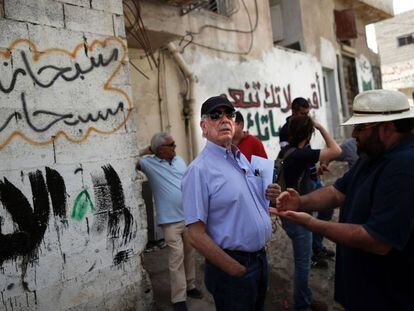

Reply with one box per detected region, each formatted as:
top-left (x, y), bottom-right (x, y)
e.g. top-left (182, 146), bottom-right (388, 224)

top-left (232, 111), bottom-right (268, 161)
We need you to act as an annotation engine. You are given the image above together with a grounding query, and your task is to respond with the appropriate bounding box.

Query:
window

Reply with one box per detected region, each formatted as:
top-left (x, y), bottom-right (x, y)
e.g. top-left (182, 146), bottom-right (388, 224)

top-left (205, 0), bottom-right (236, 16)
top-left (179, 0), bottom-right (235, 17)
top-left (397, 34), bottom-right (414, 47)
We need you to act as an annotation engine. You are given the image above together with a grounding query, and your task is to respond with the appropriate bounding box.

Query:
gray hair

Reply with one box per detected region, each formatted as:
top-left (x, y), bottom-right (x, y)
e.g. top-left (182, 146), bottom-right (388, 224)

top-left (150, 132), bottom-right (171, 153)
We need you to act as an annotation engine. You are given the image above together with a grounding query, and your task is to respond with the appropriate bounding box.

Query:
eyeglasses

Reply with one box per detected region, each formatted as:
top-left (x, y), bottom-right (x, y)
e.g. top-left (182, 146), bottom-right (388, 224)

top-left (352, 123), bottom-right (380, 132)
top-left (161, 141), bottom-right (176, 148)
top-left (205, 111), bottom-right (236, 121)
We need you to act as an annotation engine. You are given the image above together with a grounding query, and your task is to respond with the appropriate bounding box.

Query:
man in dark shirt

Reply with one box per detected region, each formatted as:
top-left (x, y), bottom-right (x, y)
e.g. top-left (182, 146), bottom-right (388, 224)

top-left (276, 115), bottom-right (341, 310)
top-left (279, 97), bottom-right (334, 266)
top-left (274, 89), bottom-right (414, 310)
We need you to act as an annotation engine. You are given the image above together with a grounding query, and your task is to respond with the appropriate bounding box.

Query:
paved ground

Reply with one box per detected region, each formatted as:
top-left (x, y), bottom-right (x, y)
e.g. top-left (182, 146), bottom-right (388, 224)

top-left (143, 162), bottom-right (348, 311)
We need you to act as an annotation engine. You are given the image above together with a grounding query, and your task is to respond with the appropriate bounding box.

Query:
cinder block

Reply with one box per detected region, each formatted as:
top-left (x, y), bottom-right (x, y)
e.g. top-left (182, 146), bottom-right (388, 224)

top-left (5, 0), bottom-right (64, 28)
top-left (28, 24), bottom-right (84, 51)
top-left (92, 0), bottom-right (123, 15)
top-left (113, 14), bottom-right (126, 38)
top-left (0, 137), bottom-right (55, 172)
top-left (64, 4), bottom-right (114, 36)
top-left (0, 19), bottom-right (29, 48)
top-left (56, 0), bottom-right (90, 8)
top-left (54, 132), bottom-right (138, 165)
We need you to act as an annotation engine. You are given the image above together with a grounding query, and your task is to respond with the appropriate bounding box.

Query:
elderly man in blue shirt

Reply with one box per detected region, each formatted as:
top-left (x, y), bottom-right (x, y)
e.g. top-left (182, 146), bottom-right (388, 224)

top-left (182, 96), bottom-right (281, 310)
top-left (137, 132), bottom-right (202, 311)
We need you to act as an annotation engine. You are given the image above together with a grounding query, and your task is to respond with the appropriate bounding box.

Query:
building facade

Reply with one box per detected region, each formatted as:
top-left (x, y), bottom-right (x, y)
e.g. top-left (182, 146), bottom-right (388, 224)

top-left (269, 0), bottom-right (393, 137)
top-left (0, 0), bottom-right (152, 309)
top-left (375, 9), bottom-right (414, 106)
top-left (0, 0), bottom-right (394, 309)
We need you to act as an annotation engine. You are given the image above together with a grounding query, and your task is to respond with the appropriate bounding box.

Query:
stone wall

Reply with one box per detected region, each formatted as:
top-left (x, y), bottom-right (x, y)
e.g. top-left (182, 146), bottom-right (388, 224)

top-left (0, 1), bottom-right (151, 310)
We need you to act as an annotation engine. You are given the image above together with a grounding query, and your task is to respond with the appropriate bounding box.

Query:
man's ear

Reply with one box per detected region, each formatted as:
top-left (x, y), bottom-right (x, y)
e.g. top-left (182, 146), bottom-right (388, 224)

top-left (200, 119), bottom-right (207, 135)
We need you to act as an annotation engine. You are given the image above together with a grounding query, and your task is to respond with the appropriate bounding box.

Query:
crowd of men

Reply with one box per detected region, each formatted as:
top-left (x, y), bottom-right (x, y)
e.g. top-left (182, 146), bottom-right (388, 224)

top-left (137, 89), bottom-right (414, 311)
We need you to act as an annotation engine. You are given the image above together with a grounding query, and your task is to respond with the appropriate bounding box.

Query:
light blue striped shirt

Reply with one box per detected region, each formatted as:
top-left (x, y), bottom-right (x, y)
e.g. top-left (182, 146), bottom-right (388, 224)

top-left (140, 155), bottom-right (186, 225)
top-left (182, 141), bottom-right (272, 252)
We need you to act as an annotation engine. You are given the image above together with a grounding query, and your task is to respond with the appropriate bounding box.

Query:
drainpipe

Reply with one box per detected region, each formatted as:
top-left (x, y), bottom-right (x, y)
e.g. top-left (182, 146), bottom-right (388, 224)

top-left (167, 42), bottom-right (198, 161)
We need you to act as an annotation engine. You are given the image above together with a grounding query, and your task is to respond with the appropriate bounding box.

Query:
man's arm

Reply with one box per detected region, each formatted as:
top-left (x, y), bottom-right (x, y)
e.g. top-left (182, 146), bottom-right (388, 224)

top-left (135, 146), bottom-right (153, 171)
top-left (187, 221), bottom-right (246, 276)
top-left (312, 119), bottom-right (342, 163)
top-left (275, 185), bottom-right (344, 213)
top-left (276, 211), bottom-right (391, 255)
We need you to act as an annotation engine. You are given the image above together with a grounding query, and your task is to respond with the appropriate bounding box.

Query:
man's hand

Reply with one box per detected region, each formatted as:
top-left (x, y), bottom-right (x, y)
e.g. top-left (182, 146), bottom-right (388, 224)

top-left (275, 188), bottom-right (301, 212)
top-left (266, 183), bottom-right (281, 204)
top-left (188, 221), bottom-right (247, 277)
top-left (317, 163), bottom-right (330, 176)
top-left (274, 210), bottom-right (313, 227)
top-left (229, 262), bottom-right (247, 277)
top-left (139, 145), bottom-right (153, 156)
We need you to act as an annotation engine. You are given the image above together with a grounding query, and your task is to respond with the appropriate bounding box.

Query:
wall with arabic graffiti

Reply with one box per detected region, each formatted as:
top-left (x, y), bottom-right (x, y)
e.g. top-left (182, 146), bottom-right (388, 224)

top-left (193, 47), bottom-right (327, 158)
top-left (356, 54), bottom-right (375, 92)
top-left (0, 1), bottom-right (151, 310)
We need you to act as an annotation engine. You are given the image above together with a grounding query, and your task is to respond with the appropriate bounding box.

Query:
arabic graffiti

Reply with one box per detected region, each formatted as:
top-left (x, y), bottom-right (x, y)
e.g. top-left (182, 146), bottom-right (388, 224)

top-left (0, 167), bottom-right (65, 265)
top-left (246, 110), bottom-right (279, 141)
top-left (101, 164), bottom-right (134, 246)
top-left (226, 75), bottom-right (322, 141)
top-left (71, 164), bottom-right (135, 247)
top-left (72, 189), bottom-right (95, 221)
top-left (382, 61), bottom-right (414, 85)
top-left (357, 55), bottom-right (373, 91)
top-left (0, 37), bottom-right (132, 150)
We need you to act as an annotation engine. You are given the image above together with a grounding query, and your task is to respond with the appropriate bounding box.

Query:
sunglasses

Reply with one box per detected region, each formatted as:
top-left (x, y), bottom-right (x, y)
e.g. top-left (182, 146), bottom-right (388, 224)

top-left (206, 111), bottom-right (236, 121)
top-left (161, 141), bottom-right (176, 148)
top-left (352, 123), bottom-right (380, 132)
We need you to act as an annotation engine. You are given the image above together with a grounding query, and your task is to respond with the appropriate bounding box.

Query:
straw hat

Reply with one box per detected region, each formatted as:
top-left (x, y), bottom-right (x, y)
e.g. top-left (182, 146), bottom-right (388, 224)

top-left (342, 89), bottom-right (414, 125)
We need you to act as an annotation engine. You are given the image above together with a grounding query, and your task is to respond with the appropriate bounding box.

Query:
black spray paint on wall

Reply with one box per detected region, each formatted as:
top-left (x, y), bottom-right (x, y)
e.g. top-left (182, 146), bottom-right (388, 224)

top-left (101, 165), bottom-right (134, 246)
top-left (0, 164), bottom-right (134, 269)
top-left (0, 168), bottom-right (66, 265)
top-left (45, 167), bottom-right (67, 223)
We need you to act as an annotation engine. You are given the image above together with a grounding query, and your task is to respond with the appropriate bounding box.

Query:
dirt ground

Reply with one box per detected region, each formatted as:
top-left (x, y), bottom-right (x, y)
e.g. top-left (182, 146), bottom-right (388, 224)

top-left (143, 162), bottom-right (348, 311)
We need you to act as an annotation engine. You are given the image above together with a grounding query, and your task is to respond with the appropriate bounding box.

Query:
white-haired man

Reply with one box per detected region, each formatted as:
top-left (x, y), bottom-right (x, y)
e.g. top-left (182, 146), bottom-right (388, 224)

top-left (273, 89), bottom-right (414, 310)
top-left (136, 132), bottom-right (202, 311)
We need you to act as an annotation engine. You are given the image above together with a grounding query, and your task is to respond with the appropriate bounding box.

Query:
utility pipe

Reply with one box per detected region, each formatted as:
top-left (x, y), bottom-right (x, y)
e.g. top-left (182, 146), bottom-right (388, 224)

top-left (167, 42), bottom-right (198, 161)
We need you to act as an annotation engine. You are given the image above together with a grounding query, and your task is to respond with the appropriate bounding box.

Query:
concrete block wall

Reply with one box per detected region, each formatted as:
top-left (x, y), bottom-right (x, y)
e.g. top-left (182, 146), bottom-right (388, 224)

top-left (375, 10), bottom-right (414, 64)
top-left (0, 0), bottom-right (152, 310)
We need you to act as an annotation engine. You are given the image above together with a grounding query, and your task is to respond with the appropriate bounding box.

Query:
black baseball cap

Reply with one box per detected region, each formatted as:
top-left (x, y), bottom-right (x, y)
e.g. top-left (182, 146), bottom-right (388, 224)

top-left (201, 96), bottom-right (235, 117)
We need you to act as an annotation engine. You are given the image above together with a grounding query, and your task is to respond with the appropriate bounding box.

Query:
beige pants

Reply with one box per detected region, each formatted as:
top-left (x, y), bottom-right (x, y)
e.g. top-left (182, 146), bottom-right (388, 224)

top-left (161, 221), bottom-right (196, 303)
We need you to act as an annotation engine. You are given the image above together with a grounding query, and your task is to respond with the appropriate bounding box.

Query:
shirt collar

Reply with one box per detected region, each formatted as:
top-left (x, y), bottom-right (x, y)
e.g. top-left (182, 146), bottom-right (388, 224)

top-left (384, 135), bottom-right (414, 158)
top-left (205, 140), bottom-right (241, 159)
top-left (155, 155), bottom-right (175, 164)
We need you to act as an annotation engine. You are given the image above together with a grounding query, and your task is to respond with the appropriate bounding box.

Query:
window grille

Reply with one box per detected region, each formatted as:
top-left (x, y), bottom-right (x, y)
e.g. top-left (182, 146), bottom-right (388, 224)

top-left (180, 0), bottom-right (236, 17)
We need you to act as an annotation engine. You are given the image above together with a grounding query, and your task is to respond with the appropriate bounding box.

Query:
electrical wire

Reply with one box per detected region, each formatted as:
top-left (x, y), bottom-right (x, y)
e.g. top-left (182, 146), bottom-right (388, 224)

top-left (129, 59), bottom-right (150, 80)
top-left (123, 0), bottom-right (157, 70)
top-left (179, 0), bottom-right (259, 55)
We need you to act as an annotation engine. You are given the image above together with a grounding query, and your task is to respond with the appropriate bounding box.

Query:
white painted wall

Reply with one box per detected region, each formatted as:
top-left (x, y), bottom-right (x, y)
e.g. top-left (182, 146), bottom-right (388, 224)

top-left (0, 1), bottom-right (151, 310)
top-left (192, 47), bottom-right (327, 159)
top-left (356, 54), bottom-right (375, 92)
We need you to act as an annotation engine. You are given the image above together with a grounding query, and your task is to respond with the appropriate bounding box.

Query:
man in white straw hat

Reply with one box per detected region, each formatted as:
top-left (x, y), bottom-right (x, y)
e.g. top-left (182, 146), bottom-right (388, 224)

top-left (270, 89), bottom-right (414, 310)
